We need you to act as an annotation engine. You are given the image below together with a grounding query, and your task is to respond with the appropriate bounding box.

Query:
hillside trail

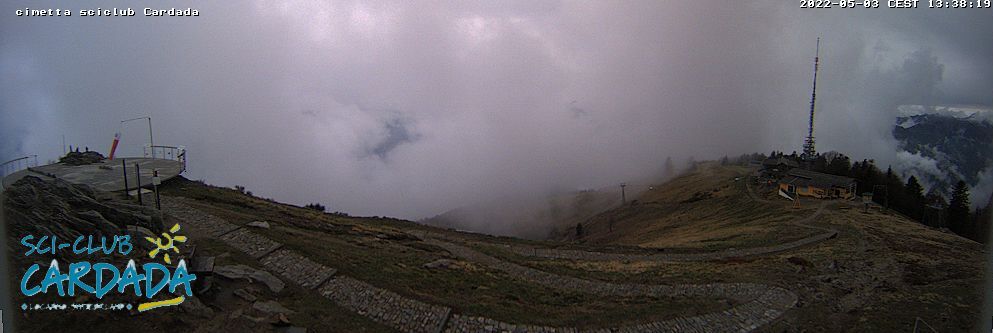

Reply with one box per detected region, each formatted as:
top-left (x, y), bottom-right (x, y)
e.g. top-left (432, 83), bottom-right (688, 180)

top-left (744, 175), bottom-right (840, 241)
top-left (426, 175), bottom-right (842, 263)
top-left (161, 196), bottom-right (801, 333)
top-left (155, 172), bottom-right (850, 332)
top-left (426, 239), bottom-right (799, 333)
top-left (744, 174), bottom-right (906, 318)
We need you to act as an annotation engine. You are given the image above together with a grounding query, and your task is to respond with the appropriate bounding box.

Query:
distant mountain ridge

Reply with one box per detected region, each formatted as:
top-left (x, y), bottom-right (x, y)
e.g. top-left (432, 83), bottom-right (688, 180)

top-left (893, 105), bottom-right (993, 199)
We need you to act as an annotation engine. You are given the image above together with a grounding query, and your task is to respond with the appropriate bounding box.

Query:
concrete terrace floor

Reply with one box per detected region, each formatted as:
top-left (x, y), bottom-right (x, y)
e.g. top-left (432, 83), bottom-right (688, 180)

top-left (1, 157), bottom-right (183, 192)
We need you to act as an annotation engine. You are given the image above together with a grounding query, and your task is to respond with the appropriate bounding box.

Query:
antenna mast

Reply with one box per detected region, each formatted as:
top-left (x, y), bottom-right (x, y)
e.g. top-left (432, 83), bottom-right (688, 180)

top-left (802, 38), bottom-right (820, 163)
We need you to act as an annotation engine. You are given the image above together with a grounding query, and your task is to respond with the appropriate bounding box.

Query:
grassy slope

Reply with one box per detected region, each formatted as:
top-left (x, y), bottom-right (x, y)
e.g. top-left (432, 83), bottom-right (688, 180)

top-left (571, 163), bottom-right (813, 250)
top-left (463, 163), bottom-right (986, 332)
top-left (158, 160), bottom-right (987, 332)
top-left (158, 178), bottom-right (725, 329)
top-left (476, 208), bottom-right (985, 332)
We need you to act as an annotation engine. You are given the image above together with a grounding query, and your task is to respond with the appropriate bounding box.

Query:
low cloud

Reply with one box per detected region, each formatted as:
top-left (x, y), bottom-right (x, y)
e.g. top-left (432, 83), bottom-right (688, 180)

top-left (971, 167), bottom-right (993, 209)
top-left (895, 150), bottom-right (952, 188)
top-left (2, 1), bottom-right (990, 234)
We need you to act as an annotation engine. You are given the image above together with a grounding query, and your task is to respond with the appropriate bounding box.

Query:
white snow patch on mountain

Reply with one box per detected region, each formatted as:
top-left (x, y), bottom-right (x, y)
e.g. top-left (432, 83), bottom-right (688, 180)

top-left (896, 117), bottom-right (918, 129)
top-left (897, 104), bottom-right (993, 124)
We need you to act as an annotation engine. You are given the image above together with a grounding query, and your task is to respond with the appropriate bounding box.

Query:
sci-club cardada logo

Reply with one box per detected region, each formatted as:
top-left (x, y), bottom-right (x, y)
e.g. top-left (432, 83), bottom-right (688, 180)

top-left (18, 223), bottom-right (196, 312)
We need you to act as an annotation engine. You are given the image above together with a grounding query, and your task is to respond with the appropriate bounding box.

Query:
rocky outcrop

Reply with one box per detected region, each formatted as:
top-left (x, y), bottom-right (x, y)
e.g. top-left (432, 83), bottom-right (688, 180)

top-left (422, 258), bottom-right (458, 269)
top-left (252, 300), bottom-right (295, 314)
top-left (57, 151), bottom-right (105, 166)
top-left (215, 265), bottom-right (286, 293)
top-left (3, 176), bottom-right (163, 259)
top-left (247, 220), bottom-right (270, 229)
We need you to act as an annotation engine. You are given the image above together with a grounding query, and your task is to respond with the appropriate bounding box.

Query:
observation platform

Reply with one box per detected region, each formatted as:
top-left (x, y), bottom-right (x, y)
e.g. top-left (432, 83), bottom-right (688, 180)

top-left (2, 146), bottom-right (187, 192)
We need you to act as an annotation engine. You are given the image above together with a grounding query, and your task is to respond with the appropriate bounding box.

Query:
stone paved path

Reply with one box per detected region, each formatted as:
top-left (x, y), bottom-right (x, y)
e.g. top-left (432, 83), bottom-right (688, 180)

top-left (220, 228), bottom-right (283, 259)
top-left (161, 197), bottom-right (449, 333)
top-left (161, 196), bottom-right (806, 333)
top-left (260, 249), bottom-right (337, 289)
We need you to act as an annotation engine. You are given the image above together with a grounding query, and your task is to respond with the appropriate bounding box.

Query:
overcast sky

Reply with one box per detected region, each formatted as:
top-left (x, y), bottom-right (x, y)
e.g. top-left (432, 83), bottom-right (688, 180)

top-left (2, 1), bottom-right (991, 223)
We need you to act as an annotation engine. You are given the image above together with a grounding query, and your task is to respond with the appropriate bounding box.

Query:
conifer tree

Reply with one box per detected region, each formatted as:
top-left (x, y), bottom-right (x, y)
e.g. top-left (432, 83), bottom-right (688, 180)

top-left (948, 180), bottom-right (971, 236)
top-left (904, 176), bottom-right (925, 220)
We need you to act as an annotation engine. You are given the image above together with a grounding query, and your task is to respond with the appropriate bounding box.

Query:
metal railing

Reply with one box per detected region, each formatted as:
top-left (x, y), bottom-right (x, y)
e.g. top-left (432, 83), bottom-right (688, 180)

top-left (1, 155), bottom-right (39, 190)
top-left (912, 317), bottom-right (937, 333)
top-left (144, 145), bottom-right (186, 173)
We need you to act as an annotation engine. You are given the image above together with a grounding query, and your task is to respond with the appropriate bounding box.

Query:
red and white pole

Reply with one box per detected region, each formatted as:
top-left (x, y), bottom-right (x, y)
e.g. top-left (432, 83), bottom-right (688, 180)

top-left (109, 132), bottom-right (121, 160)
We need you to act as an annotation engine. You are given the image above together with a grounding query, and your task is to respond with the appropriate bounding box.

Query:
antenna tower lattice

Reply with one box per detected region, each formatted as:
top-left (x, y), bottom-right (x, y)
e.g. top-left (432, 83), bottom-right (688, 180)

top-left (802, 38), bottom-right (820, 162)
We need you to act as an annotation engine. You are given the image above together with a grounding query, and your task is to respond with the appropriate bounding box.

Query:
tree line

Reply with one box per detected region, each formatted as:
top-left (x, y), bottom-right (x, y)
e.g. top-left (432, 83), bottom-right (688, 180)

top-left (727, 151), bottom-right (991, 243)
